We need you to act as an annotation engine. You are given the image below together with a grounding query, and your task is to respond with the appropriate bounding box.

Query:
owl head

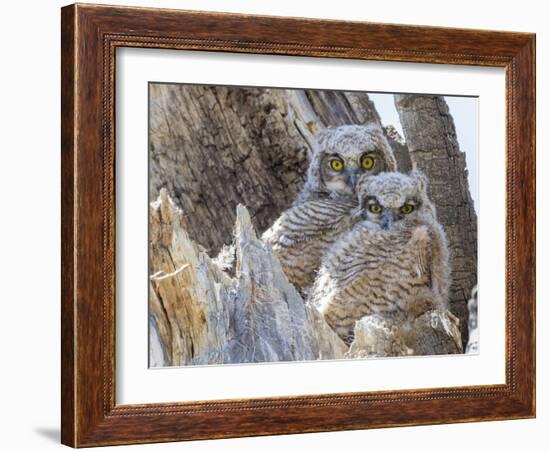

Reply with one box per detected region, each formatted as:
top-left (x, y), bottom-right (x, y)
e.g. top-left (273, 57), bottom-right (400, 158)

top-left (354, 170), bottom-right (436, 230)
top-left (296, 124), bottom-right (397, 204)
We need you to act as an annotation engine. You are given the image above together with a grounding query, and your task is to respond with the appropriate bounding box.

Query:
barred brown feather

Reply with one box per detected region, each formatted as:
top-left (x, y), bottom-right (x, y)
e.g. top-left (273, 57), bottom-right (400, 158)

top-left (262, 198), bottom-right (357, 291)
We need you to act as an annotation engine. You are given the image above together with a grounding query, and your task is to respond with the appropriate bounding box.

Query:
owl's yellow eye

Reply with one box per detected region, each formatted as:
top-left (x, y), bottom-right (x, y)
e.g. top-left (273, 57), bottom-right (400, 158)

top-left (400, 204), bottom-right (414, 214)
top-left (329, 158), bottom-right (344, 172)
top-left (360, 154), bottom-right (375, 170)
top-left (368, 204), bottom-right (383, 214)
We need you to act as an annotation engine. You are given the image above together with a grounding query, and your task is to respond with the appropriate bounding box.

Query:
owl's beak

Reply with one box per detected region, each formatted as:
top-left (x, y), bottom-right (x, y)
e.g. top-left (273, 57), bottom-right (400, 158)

top-left (343, 168), bottom-right (359, 189)
top-left (380, 210), bottom-right (394, 230)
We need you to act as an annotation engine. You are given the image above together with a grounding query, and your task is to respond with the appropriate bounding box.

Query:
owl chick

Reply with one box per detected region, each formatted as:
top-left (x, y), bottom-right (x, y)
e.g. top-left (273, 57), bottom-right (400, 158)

top-left (263, 123), bottom-right (397, 292)
top-left (295, 123), bottom-right (398, 204)
top-left (309, 171), bottom-right (451, 344)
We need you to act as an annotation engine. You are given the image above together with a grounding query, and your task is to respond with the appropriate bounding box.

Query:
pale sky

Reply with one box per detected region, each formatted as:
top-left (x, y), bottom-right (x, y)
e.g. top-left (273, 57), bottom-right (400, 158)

top-left (369, 93), bottom-right (478, 214)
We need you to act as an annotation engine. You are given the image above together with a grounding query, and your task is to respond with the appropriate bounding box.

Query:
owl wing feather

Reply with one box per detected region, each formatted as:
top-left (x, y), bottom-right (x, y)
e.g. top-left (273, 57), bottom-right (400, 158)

top-left (262, 198), bottom-right (356, 291)
top-left (262, 199), bottom-right (356, 248)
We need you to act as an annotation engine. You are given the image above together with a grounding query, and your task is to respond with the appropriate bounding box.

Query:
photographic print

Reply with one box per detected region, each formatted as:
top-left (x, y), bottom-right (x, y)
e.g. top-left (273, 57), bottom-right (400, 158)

top-left (148, 83), bottom-right (478, 368)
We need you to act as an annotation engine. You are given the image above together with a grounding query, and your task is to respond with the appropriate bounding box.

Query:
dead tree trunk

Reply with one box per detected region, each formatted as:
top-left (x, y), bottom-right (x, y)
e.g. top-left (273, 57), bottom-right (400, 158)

top-left (149, 85), bottom-right (395, 256)
top-left (394, 95), bottom-right (478, 346)
top-left (149, 189), bottom-right (348, 367)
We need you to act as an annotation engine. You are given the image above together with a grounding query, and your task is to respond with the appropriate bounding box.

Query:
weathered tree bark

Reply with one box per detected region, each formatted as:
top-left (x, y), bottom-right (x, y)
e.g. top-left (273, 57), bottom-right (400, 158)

top-left (384, 125), bottom-right (412, 172)
top-left (149, 190), bottom-right (462, 367)
top-left (149, 189), bottom-right (348, 367)
top-left (394, 95), bottom-right (478, 347)
top-left (149, 85), bottom-right (394, 256)
top-left (347, 310), bottom-right (462, 358)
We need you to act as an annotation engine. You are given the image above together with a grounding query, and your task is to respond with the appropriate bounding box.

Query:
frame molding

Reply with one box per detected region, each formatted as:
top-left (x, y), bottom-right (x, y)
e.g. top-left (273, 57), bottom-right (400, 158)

top-left (61, 3), bottom-right (535, 447)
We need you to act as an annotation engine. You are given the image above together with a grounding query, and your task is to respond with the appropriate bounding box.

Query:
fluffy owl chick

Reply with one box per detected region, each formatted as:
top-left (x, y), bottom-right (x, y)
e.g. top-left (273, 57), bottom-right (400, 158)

top-left (295, 123), bottom-right (398, 204)
top-left (262, 124), bottom-right (397, 292)
top-left (309, 171), bottom-right (451, 344)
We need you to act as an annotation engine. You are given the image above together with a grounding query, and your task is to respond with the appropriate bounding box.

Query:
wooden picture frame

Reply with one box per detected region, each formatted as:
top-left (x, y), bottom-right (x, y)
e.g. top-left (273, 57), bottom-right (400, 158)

top-left (61, 3), bottom-right (535, 447)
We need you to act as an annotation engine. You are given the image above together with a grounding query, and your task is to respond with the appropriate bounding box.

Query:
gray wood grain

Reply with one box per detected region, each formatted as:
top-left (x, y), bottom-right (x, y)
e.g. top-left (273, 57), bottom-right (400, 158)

top-left (395, 94), bottom-right (478, 347)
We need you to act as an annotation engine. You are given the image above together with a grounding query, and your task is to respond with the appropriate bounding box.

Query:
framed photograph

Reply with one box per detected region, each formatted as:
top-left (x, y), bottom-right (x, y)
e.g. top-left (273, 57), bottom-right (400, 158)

top-left (61, 3), bottom-right (535, 447)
